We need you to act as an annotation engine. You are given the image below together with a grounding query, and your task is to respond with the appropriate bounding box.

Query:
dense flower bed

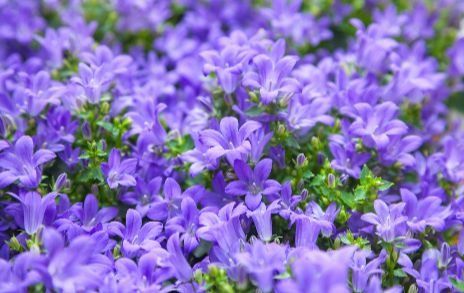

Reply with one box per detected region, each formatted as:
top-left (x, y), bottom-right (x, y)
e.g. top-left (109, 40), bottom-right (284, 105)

top-left (1, 0), bottom-right (464, 292)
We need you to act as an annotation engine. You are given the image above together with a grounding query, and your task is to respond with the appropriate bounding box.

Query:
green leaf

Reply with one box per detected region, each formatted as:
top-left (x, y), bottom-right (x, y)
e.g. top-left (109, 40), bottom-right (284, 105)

top-left (450, 277), bottom-right (464, 291)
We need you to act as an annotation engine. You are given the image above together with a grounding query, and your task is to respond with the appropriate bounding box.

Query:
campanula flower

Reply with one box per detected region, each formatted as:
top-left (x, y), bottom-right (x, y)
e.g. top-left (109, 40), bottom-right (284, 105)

top-left (101, 149), bottom-right (137, 189)
top-left (226, 159), bottom-right (281, 210)
top-left (400, 189), bottom-right (451, 233)
top-left (361, 199), bottom-right (407, 242)
top-left (235, 240), bottom-right (287, 292)
top-left (109, 209), bottom-right (162, 258)
top-left (199, 116), bottom-right (261, 165)
top-left (0, 135), bottom-right (55, 189)
top-left (349, 102), bottom-right (408, 149)
top-left (243, 41), bottom-right (300, 104)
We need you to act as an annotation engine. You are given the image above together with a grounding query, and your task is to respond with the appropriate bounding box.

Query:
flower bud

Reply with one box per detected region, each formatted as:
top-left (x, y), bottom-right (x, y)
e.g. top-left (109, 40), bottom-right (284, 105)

top-left (296, 153), bottom-right (306, 167)
top-left (54, 173), bottom-right (68, 192)
top-left (82, 121), bottom-right (91, 139)
top-left (328, 173), bottom-right (336, 188)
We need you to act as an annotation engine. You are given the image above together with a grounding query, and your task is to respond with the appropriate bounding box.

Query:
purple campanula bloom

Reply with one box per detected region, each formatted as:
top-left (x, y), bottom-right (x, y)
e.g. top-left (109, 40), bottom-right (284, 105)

top-left (226, 159), bottom-right (281, 210)
top-left (350, 250), bottom-right (386, 292)
top-left (0, 135), bottom-right (55, 189)
top-left (361, 199), bottom-right (407, 242)
top-left (285, 96), bottom-right (333, 133)
top-left (109, 209), bottom-right (162, 258)
top-left (329, 140), bottom-right (370, 178)
top-left (197, 202), bottom-right (247, 254)
top-left (146, 177), bottom-right (183, 221)
top-left (247, 201), bottom-right (279, 242)
top-left (166, 196), bottom-right (200, 253)
top-left (277, 246), bottom-right (356, 293)
top-left (73, 194), bottom-right (118, 233)
top-left (201, 45), bottom-right (252, 94)
top-left (121, 176), bottom-right (163, 216)
top-left (182, 135), bottom-right (219, 176)
top-left (400, 189), bottom-right (451, 233)
top-left (0, 252), bottom-right (44, 292)
top-left (243, 40), bottom-right (300, 104)
top-left (11, 191), bottom-right (56, 235)
top-left (101, 149), bottom-right (137, 189)
top-left (349, 102), bottom-right (408, 149)
top-left (114, 250), bottom-right (171, 292)
top-left (40, 228), bottom-right (112, 291)
top-left (448, 38), bottom-right (464, 76)
top-left (378, 135), bottom-right (422, 168)
top-left (198, 116), bottom-right (261, 165)
top-left (277, 181), bottom-right (301, 219)
top-left (167, 233), bottom-right (193, 282)
top-left (71, 63), bottom-right (111, 104)
top-left (235, 240), bottom-right (287, 292)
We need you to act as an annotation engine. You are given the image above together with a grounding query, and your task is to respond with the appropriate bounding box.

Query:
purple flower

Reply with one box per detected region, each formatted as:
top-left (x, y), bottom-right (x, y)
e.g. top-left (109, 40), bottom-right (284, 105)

top-left (12, 192), bottom-right (56, 235)
top-left (146, 177), bottom-right (183, 221)
top-left (166, 196), bottom-right (200, 253)
top-left (71, 63), bottom-right (111, 104)
top-left (197, 202), bottom-right (247, 253)
top-left (285, 96), bottom-right (333, 133)
top-left (198, 117), bottom-right (261, 165)
top-left (75, 194), bottom-right (118, 232)
top-left (167, 233), bottom-right (193, 282)
top-left (0, 135), bottom-right (55, 189)
top-left (361, 199), bottom-right (407, 242)
top-left (235, 240), bottom-right (287, 292)
top-left (329, 140), bottom-right (370, 178)
top-left (247, 201), bottom-right (279, 242)
top-left (243, 40), bottom-right (300, 104)
top-left (378, 135), bottom-right (422, 167)
top-left (109, 209), bottom-right (162, 258)
top-left (448, 38), bottom-right (464, 76)
top-left (349, 102), bottom-right (408, 149)
top-left (277, 246), bottom-right (356, 293)
top-left (40, 228), bottom-right (112, 291)
top-left (120, 177), bottom-right (163, 216)
top-left (400, 189), bottom-right (451, 233)
top-left (350, 250), bottom-right (386, 292)
top-left (225, 159), bottom-right (281, 210)
top-left (101, 149), bottom-right (137, 189)
top-left (200, 45), bottom-right (252, 94)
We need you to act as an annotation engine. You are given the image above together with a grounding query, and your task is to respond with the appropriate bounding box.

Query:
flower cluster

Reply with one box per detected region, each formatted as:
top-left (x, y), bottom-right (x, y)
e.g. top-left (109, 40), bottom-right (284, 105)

top-left (1, 0), bottom-right (464, 292)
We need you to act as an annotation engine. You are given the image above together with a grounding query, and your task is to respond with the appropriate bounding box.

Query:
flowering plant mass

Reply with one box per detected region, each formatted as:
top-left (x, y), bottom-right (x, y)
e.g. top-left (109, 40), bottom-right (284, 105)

top-left (1, 0), bottom-right (464, 292)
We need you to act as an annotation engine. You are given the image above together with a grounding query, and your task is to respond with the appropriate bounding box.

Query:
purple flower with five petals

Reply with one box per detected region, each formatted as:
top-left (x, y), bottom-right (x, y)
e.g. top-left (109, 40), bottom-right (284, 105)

top-left (349, 102), bottom-right (408, 149)
top-left (226, 159), bottom-right (281, 210)
top-left (199, 116), bottom-right (261, 165)
top-left (101, 149), bottom-right (137, 189)
top-left (0, 136), bottom-right (55, 189)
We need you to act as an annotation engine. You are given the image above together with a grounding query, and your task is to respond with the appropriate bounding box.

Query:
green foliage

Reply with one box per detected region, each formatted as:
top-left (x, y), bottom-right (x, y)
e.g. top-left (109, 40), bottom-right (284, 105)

top-left (195, 266), bottom-right (252, 293)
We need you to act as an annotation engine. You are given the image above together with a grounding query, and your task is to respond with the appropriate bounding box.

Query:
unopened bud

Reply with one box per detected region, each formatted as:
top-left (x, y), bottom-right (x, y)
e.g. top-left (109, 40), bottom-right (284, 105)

top-left (301, 189), bottom-right (309, 200)
top-left (328, 173), bottom-right (336, 188)
top-left (82, 121), bottom-right (91, 139)
top-left (296, 153), bottom-right (306, 167)
top-left (54, 173), bottom-right (68, 192)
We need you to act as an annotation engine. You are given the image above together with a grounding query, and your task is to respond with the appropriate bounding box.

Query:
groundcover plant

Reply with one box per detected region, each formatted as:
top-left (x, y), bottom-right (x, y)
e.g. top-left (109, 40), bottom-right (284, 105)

top-left (2, 0), bottom-right (464, 292)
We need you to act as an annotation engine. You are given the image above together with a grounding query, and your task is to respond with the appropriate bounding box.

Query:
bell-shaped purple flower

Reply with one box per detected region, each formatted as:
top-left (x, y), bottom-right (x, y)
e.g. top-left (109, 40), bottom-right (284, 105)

top-left (235, 240), bottom-right (287, 292)
top-left (400, 189), bottom-right (451, 233)
top-left (361, 199), bottom-right (407, 242)
top-left (0, 135), bottom-right (56, 189)
top-left (15, 192), bottom-right (56, 235)
top-left (243, 40), bottom-right (300, 104)
top-left (225, 159), bottom-right (281, 210)
top-left (199, 116), bottom-right (261, 165)
top-left (349, 102), bottom-right (408, 149)
top-left (101, 149), bottom-right (137, 189)
top-left (109, 209), bottom-right (162, 258)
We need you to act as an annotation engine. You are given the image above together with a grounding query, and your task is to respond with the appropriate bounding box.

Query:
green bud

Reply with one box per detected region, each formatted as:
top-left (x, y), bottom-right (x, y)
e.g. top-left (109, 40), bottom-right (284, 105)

top-left (7, 236), bottom-right (23, 252)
